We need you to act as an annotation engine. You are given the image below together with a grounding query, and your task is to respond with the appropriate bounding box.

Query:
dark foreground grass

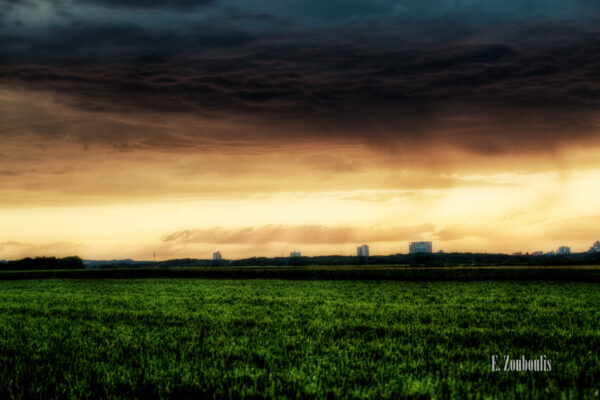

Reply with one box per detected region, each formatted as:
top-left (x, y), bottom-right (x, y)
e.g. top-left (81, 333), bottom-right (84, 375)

top-left (0, 279), bottom-right (599, 399)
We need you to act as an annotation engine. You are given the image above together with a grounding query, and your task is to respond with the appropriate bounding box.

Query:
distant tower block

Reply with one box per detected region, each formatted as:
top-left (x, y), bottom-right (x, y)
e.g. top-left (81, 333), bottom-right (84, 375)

top-left (409, 241), bottom-right (433, 254)
top-left (357, 244), bottom-right (369, 257)
top-left (290, 251), bottom-right (301, 257)
top-left (589, 241), bottom-right (600, 253)
top-left (557, 246), bottom-right (571, 255)
top-left (213, 251), bottom-right (222, 261)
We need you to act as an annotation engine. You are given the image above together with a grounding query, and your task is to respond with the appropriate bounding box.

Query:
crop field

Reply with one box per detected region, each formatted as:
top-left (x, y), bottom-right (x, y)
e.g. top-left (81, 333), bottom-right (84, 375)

top-left (0, 278), bottom-right (599, 399)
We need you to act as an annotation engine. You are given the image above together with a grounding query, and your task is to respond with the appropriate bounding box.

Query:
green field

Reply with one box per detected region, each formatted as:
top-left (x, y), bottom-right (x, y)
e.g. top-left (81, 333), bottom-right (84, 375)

top-left (1, 278), bottom-right (599, 399)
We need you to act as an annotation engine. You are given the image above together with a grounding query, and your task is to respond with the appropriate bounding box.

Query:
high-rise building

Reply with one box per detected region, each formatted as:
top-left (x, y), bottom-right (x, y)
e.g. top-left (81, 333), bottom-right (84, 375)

top-left (290, 251), bottom-right (301, 257)
top-left (212, 251), bottom-right (222, 261)
top-left (357, 244), bottom-right (369, 257)
top-left (589, 241), bottom-right (600, 253)
top-left (409, 241), bottom-right (432, 254)
top-left (557, 246), bottom-right (571, 255)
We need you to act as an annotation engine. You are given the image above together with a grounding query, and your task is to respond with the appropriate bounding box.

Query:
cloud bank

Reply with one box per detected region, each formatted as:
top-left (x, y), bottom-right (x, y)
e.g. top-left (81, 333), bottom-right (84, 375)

top-left (1, 0), bottom-right (599, 156)
top-left (163, 224), bottom-right (435, 245)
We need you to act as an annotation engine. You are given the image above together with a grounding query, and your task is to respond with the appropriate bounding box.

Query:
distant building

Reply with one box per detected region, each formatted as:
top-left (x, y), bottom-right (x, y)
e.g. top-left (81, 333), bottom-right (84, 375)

top-left (290, 251), bottom-right (301, 257)
top-left (357, 244), bottom-right (369, 257)
top-left (557, 246), bottom-right (571, 255)
top-left (409, 241), bottom-right (432, 254)
top-left (512, 252), bottom-right (523, 256)
top-left (532, 251), bottom-right (544, 256)
top-left (545, 251), bottom-right (555, 255)
top-left (589, 241), bottom-right (600, 253)
top-left (213, 251), bottom-right (222, 261)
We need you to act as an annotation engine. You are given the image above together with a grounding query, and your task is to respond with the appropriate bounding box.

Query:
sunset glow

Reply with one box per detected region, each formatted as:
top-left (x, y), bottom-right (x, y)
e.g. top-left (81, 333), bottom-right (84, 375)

top-left (2, 1), bottom-right (600, 260)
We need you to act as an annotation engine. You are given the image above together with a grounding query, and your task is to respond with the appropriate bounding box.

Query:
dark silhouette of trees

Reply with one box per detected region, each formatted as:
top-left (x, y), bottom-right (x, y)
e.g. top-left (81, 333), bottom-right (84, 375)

top-left (0, 256), bottom-right (84, 271)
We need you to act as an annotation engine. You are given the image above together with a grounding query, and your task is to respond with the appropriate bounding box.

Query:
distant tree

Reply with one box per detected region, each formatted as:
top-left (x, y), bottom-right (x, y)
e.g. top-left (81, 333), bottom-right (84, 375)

top-left (1, 256), bottom-right (84, 271)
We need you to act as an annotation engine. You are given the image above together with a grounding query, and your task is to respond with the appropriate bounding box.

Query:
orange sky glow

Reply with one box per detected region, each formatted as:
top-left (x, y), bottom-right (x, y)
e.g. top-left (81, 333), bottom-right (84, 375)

top-left (2, 87), bottom-right (599, 260)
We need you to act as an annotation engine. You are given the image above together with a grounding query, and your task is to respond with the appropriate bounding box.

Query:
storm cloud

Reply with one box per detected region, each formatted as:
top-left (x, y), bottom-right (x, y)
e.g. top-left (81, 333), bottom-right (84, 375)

top-left (1, 0), bottom-right (600, 155)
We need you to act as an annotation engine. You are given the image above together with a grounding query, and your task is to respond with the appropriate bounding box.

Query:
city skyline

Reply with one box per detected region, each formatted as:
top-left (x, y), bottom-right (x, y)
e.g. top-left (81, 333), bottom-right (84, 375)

top-left (113, 239), bottom-right (599, 262)
top-left (1, 1), bottom-right (600, 260)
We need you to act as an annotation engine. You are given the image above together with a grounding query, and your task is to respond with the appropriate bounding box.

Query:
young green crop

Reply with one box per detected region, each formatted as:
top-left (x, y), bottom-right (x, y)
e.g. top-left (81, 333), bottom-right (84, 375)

top-left (0, 279), bottom-right (598, 399)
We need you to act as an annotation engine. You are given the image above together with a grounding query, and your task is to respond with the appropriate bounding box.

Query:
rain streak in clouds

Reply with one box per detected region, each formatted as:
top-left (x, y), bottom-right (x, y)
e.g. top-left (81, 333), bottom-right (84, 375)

top-left (1, 0), bottom-right (600, 154)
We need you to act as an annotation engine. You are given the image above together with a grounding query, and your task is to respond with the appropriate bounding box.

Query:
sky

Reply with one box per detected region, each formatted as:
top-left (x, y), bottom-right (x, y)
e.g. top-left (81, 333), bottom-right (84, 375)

top-left (1, 0), bottom-right (600, 260)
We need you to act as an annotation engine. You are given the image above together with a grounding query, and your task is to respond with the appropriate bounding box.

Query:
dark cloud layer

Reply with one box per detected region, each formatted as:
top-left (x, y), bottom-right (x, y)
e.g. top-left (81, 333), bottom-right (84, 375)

top-left (82, 0), bottom-right (215, 9)
top-left (1, 0), bottom-right (600, 155)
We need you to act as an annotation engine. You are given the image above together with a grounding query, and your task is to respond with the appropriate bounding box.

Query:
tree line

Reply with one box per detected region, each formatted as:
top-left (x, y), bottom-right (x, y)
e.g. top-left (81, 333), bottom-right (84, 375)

top-left (0, 256), bottom-right (84, 271)
top-left (228, 252), bottom-right (600, 267)
top-left (4, 252), bottom-right (600, 271)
